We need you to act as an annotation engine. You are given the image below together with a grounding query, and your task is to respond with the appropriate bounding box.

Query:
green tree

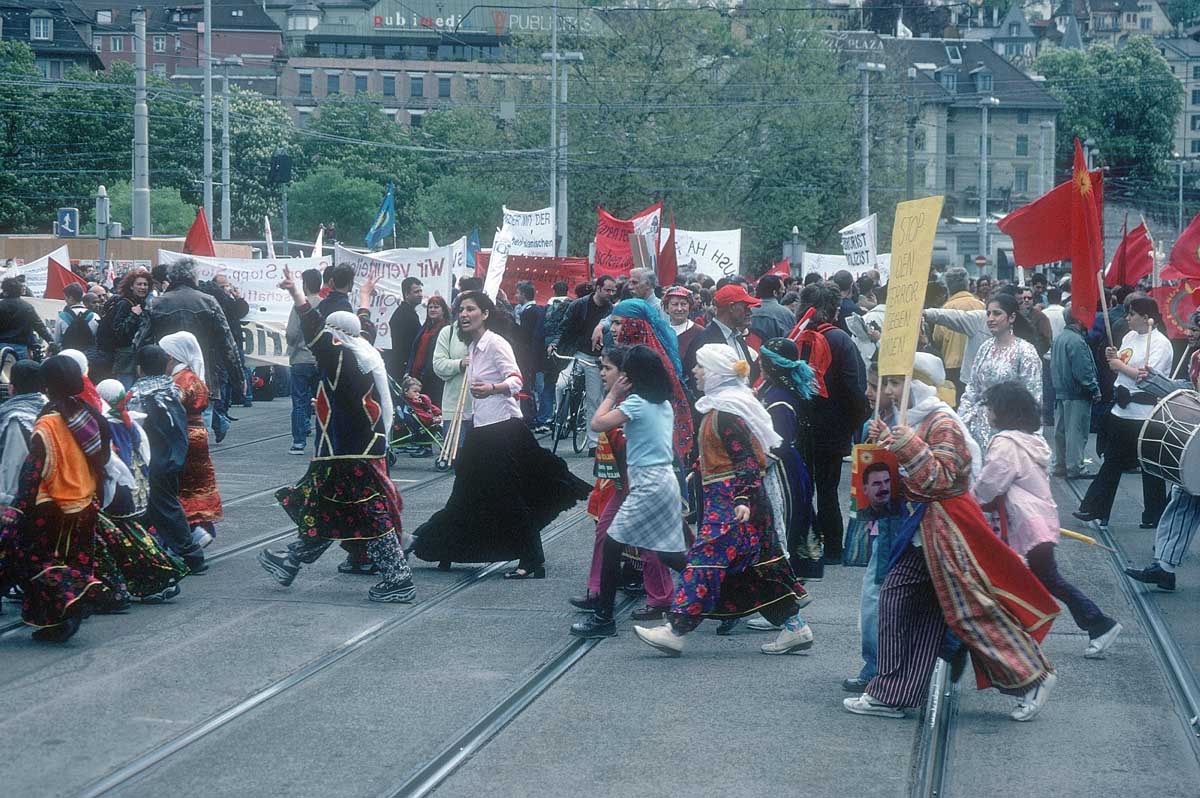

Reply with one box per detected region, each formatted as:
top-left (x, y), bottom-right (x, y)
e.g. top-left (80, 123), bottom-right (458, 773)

top-left (287, 166), bottom-right (386, 246)
top-left (1167, 0), bottom-right (1200, 26)
top-left (84, 179), bottom-right (196, 235)
top-left (0, 41), bottom-right (44, 231)
top-left (227, 88), bottom-right (295, 237)
top-left (1036, 37), bottom-right (1183, 185)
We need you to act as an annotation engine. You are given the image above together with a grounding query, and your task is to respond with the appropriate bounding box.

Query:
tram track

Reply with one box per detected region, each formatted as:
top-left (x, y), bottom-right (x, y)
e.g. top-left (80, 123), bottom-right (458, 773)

top-left (909, 660), bottom-right (959, 798)
top-left (76, 507), bottom-right (592, 798)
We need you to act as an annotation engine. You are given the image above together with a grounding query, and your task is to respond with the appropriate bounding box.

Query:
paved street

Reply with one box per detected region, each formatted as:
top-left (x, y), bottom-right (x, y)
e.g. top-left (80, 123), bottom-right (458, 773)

top-left (2, 398), bottom-right (1199, 798)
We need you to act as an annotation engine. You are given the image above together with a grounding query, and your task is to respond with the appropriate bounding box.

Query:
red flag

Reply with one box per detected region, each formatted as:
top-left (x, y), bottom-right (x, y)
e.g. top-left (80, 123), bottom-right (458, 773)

top-left (1104, 219), bottom-right (1154, 287)
top-left (1166, 212), bottom-right (1200, 281)
top-left (1150, 282), bottom-right (1200, 339)
top-left (44, 257), bottom-right (87, 300)
top-left (1068, 139), bottom-right (1104, 327)
top-left (768, 258), bottom-right (791, 278)
top-left (183, 207), bottom-right (216, 257)
top-left (593, 203), bottom-right (662, 279)
top-left (658, 212), bottom-right (678, 285)
top-left (998, 168), bottom-right (1103, 268)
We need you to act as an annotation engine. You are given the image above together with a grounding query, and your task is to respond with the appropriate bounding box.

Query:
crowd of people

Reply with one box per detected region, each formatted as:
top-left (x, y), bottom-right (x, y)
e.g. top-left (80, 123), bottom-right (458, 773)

top-left (1, 252), bottom-right (1195, 729)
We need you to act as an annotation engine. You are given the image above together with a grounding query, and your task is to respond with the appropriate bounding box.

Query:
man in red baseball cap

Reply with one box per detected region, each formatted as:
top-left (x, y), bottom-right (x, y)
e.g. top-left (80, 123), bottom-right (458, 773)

top-left (682, 283), bottom-right (760, 394)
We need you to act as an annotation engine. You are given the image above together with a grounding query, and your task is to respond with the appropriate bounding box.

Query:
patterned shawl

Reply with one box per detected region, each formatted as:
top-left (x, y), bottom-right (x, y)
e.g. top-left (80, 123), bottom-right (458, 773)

top-left (613, 312), bottom-right (694, 459)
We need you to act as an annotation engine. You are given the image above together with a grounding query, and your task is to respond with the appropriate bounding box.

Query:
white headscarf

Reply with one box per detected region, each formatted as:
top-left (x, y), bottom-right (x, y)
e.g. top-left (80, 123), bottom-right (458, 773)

top-left (59, 348), bottom-right (89, 376)
top-left (695, 343), bottom-right (782, 452)
top-left (325, 311), bottom-right (393, 430)
top-left (905, 352), bottom-right (981, 481)
top-left (159, 331), bottom-right (205, 382)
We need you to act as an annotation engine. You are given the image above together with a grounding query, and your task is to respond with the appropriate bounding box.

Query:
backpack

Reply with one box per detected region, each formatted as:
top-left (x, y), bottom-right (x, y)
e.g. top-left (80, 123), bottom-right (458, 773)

top-left (59, 307), bottom-right (96, 351)
top-left (790, 319), bottom-right (836, 399)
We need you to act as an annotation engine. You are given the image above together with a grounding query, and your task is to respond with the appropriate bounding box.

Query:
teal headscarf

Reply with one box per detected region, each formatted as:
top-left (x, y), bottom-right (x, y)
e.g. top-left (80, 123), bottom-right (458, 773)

top-left (611, 298), bottom-right (683, 377)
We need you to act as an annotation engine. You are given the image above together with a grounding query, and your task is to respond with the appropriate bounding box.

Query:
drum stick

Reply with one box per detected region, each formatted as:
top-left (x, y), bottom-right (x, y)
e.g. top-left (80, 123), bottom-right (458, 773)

top-left (1060, 528), bottom-right (1119, 553)
top-left (872, 373), bottom-right (884, 422)
top-left (1145, 319), bottom-right (1155, 367)
top-left (1171, 345), bottom-right (1193, 380)
top-left (448, 376), bottom-right (469, 464)
top-left (898, 375), bottom-right (912, 427)
top-left (1097, 272), bottom-right (1114, 349)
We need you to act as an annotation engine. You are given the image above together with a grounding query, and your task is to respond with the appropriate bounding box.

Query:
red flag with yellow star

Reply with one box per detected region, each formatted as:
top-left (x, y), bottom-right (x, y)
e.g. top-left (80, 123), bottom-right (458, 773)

top-left (1069, 138), bottom-right (1104, 327)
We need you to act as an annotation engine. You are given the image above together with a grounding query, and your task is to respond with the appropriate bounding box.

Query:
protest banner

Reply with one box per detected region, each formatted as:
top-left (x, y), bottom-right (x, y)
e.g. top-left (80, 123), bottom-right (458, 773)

top-left (157, 250), bottom-right (328, 325)
top-left (663, 228), bottom-right (741, 281)
top-left (593, 203), bottom-right (661, 278)
top-left (802, 251), bottom-right (891, 283)
top-left (335, 238), bottom-right (464, 349)
top-left (484, 227), bottom-right (512, 300)
top-left (877, 197), bottom-right (944, 402)
top-left (500, 206), bottom-right (555, 256)
top-left (840, 213), bottom-right (877, 275)
top-left (4, 245), bottom-right (70, 297)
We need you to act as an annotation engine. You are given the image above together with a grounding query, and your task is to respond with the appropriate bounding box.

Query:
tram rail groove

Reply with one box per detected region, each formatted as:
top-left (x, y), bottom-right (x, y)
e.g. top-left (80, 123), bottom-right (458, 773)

top-left (209, 432), bottom-right (291, 455)
top-left (385, 593), bottom-right (640, 798)
top-left (1064, 478), bottom-right (1200, 757)
top-left (910, 660), bottom-right (959, 798)
top-left (76, 508), bottom-right (590, 798)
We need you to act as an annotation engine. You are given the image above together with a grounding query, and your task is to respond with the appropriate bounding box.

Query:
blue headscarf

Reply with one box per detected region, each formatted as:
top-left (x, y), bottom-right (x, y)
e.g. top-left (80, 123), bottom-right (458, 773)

top-left (760, 344), bottom-right (817, 400)
top-left (611, 298), bottom-right (682, 377)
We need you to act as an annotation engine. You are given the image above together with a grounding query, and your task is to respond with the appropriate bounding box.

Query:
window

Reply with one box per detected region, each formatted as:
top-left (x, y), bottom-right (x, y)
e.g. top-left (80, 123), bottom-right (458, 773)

top-left (438, 76), bottom-right (451, 98)
top-left (466, 77), bottom-right (478, 99)
top-left (915, 129), bottom-right (926, 152)
top-left (946, 133), bottom-right (956, 155)
top-left (940, 71), bottom-right (957, 91)
top-left (410, 75), bottom-right (424, 97)
top-left (946, 166), bottom-right (956, 189)
top-left (1193, 115), bottom-right (1200, 131)
top-left (232, 8), bottom-right (244, 16)
top-left (298, 73), bottom-right (312, 95)
top-left (1141, 16), bottom-right (1151, 29)
top-left (1192, 139), bottom-right (1200, 155)
top-left (354, 73), bottom-right (367, 93)
top-left (976, 72), bottom-right (993, 92)
top-left (31, 16), bottom-right (53, 41)
top-left (298, 111), bottom-right (311, 129)
top-left (945, 45), bottom-right (962, 64)
top-left (383, 75), bottom-right (395, 97)
top-left (111, 36), bottom-right (123, 52)
top-left (152, 63), bottom-right (167, 78)
top-left (93, 36), bottom-right (102, 53)
top-left (153, 35), bottom-right (166, 53)
top-left (1194, 65), bottom-right (1200, 80)
top-left (1008, 22), bottom-right (1020, 35)
top-left (1192, 88), bottom-right (1200, 106)
top-left (1015, 167), bottom-right (1029, 193)
top-left (1017, 109), bottom-right (1030, 124)
top-left (326, 73), bottom-right (340, 94)
top-left (96, 10), bottom-right (112, 24)
top-left (493, 77), bottom-right (507, 98)
top-left (1016, 135), bottom-right (1029, 156)
top-left (409, 111), bottom-right (423, 128)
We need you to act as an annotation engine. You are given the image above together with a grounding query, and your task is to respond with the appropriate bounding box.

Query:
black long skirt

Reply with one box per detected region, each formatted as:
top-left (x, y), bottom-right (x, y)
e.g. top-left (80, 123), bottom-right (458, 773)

top-left (413, 418), bottom-right (590, 565)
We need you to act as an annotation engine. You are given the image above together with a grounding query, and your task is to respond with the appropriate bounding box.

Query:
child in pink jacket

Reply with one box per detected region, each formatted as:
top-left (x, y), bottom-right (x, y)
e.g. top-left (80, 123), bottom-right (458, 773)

top-left (974, 381), bottom-right (1122, 660)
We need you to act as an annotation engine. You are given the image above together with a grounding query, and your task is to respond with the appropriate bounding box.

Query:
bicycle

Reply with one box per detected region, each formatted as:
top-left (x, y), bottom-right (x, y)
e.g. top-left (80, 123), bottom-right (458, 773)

top-left (550, 353), bottom-right (590, 455)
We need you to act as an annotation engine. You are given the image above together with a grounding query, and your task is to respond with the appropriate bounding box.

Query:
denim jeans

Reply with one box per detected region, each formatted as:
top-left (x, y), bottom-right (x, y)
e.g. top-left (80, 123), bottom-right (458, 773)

top-left (858, 542), bottom-right (882, 681)
top-left (290, 362), bottom-right (320, 447)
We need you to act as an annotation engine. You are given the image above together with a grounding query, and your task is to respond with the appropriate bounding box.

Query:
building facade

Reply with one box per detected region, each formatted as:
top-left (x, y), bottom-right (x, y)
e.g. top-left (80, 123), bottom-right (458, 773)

top-left (0, 0), bottom-right (102, 78)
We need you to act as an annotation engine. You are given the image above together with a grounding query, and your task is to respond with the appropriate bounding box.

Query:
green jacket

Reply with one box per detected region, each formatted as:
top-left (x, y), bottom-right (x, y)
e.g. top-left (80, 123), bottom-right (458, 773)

top-left (1050, 325), bottom-right (1100, 400)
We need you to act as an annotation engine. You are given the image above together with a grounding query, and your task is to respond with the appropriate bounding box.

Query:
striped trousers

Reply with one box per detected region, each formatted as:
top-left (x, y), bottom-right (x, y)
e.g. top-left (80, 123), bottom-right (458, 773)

top-left (866, 545), bottom-right (945, 708)
top-left (1156, 486), bottom-right (1200, 568)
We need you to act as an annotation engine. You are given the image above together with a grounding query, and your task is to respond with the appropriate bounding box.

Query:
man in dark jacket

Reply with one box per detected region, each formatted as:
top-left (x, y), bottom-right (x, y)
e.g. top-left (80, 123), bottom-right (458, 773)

top-left (386, 277), bottom-right (423, 380)
top-left (683, 283), bottom-right (761, 395)
top-left (201, 273), bottom-right (253, 427)
top-left (1051, 304), bottom-right (1100, 479)
top-left (0, 276), bottom-right (53, 358)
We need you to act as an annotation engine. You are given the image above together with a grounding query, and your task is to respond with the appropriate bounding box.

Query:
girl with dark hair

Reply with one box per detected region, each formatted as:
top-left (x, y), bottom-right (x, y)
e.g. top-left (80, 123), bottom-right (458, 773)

top-left (975, 381), bottom-right (1122, 659)
top-left (414, 290), bottom-right (590, 578)
top-left (99, 267), bottom-right (152, 387)
top-left (1, 356), bottom-right (112, 641)
top-left (406, 294), bottom-right (450, 405)
top-left (1075, 294), bottom-right (1173, 527)
top-left (956, 293), bottom-right (1043, 450)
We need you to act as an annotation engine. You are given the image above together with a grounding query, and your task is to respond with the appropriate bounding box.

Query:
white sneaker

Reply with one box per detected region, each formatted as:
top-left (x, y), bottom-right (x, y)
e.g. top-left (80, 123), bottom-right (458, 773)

top-left (760, 622), bottom-right (814, 655)
top-left (1011, 671), bottom-right (1057, 722)
top-left (190, 526), bottom-right (214, 549)
top-left (746, 613), bottom-right (782, 632)
top-left (1084, 622), bottom-right (1122, 659)
top-left (843, 693), bottom-right (905, 718)
top-left (633, 624), bottom-right (685, 656)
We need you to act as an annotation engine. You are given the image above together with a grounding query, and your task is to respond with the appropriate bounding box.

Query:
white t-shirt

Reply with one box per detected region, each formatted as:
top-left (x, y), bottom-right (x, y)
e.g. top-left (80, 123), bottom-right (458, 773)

top-left (1111, 328), bottom-right (1174, 420)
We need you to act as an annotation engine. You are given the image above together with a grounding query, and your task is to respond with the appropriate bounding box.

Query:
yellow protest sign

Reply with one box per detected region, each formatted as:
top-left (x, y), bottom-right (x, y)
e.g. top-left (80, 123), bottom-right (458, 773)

top-left (877, 195), bottom-right (944, 377)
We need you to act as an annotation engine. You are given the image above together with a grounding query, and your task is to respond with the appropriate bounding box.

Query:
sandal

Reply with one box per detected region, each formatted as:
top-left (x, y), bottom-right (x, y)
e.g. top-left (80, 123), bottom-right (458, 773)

top-left (503, 566), bottom-right (546, 580)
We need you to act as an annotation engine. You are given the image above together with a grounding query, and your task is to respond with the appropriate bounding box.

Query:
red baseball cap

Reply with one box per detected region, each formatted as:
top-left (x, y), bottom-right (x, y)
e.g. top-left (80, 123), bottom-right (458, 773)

top-left (714, 284), bottom-right (761, 308)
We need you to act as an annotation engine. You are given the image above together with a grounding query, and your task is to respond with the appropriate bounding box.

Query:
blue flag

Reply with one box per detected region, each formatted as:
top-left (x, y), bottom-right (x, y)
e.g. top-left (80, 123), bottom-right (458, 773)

top-left (466, 227), bottom-right (481, 272)
top-left (365, 183), bottom-right (395, 249)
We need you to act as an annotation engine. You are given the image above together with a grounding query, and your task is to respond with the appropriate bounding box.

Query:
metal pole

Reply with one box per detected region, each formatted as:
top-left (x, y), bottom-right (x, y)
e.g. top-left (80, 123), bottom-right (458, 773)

top-left (905, 68), bottom-right (916, 200)
top-left (979, 103), bottom-right (990, 261)
top-left (202, 0), bottom-right (213, 234)
top-left (1039, 123), bottom-right (1047, 195)
top-left (281, 183), bottom-right (289, 255)
top-left (132, 8), bottom-right (150, 237)
top-left (860, 68), bottom-right (870, 218)
top-left (221, 69), bottom-right (231, 240)
top-left (557, 64), bottom-right (568, 257)
top-left (548, 0), bottom-right (558, 242)
top-left (1179, 160), bottom-right (1185, 239)
top-left (96, 185), bottom-right (109, 278)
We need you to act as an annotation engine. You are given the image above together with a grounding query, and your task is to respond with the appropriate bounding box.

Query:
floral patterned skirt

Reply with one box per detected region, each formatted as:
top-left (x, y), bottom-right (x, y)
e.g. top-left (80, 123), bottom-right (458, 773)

top-left (671, 478), bottom-right (802, 620)
top-left (180, 419), bottom-right (223, 525)
top-left (276, 457), bottom-right (402, 542)
top-left (93, 513), bottom-right (187, 598)
top-left (0, 501), bottom-right (104, 628)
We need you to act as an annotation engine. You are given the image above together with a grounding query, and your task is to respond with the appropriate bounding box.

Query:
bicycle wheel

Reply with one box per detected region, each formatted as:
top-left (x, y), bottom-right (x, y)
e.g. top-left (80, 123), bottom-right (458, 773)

top-left (551, 394), bottom-right (571, 455)
top-left (571, 391), bottom-right (589, 454)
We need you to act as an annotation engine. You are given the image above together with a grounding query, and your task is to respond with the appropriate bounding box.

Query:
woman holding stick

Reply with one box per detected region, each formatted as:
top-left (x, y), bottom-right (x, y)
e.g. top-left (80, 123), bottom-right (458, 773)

top-left (1074, 296), bottom-right (1173, 528)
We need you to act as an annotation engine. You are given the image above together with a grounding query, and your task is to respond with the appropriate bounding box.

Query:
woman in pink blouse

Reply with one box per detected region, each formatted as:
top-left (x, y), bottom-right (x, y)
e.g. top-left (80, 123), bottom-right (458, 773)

top-left (412, 291), bottom-right (590, 577)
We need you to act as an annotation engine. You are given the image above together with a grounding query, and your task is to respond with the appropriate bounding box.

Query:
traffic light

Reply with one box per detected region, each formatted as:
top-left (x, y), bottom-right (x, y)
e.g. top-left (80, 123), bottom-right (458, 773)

top-left (269, 149), bottom-right (292, 185)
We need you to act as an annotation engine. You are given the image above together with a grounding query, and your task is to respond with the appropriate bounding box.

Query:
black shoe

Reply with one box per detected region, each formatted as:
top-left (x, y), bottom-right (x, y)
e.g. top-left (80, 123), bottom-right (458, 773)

top-left (1072, 510), bottom-right (1104, 524)
top-left (569, 593), bottom-right (599, 611)
top-left (570, 611), bottom-right (616, 638)
top-left (715, 618), bottom-right (741, 636)
top-left (437, 560), bottom-right (452, 571)
top-left (842, 677), bottom-right (869, 693)
top-left (631, 605), bottom-right (666, 621)
top-left (1124, 563), bottom-right (1176, 591)
top-left (369, 579), bottom-right (416, 603)
top-left (793, 558), bottom-right (824, 582)
top-left (32, 615), bottom-right (80, 643)
top-left (503, 565), bottom-right (546, 579)
top-left (225, 413), bottom-right (240, 422)
top-left (90, 592), bottom-right (131, 614)
top-left (258, 548), bottom-right (300, 586)
top-left (822, 554), bottom-right (843, 567)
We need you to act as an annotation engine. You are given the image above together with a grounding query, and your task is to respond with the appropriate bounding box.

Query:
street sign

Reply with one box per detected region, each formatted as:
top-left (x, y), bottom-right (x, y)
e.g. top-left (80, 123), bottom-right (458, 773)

top-left (974, 254), bottom-right (987, 267)
top-left (57, 207), bottom-right (79, 238)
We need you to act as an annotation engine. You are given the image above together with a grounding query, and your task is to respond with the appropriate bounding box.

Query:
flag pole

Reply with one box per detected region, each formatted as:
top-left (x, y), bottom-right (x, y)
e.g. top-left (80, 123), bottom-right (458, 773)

top-left (1097, 270), bottom-right (1114, 348)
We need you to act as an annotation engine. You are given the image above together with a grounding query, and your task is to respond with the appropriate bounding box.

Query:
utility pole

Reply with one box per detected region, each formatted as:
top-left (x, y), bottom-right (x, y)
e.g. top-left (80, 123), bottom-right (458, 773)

top-left (202, 0), bottom-right (214, 234)
top-left (857, 62), bottom-right (885, 218)
top-left (1177, 154), bottom-right (1186, 238)
top-left (132, 7), bottom-right (150, 236)
top-left (220, 57), bottom-right (241, 240)
top-left (1038, 120), bottom-right (1053, 194)
top-left (548, 0), bottom-right (558, 245)
top-left (905, 66), bottom-right (916, 200)
top-left (979, 96), bottom-right (999, 262)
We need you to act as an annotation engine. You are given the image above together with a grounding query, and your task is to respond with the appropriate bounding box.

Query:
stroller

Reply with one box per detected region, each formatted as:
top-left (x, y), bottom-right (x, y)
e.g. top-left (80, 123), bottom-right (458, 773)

top-left (385, 377), bottom-right (449, 471)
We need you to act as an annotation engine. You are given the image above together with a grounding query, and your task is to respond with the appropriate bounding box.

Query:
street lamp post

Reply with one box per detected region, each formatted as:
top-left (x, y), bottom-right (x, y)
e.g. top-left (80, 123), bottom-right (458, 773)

top-left (1175, 152), bottom-right (1187, 238)
top-left (979, 96), bottom-right (999, 264)
top-left (220, 56), bottom-right (243, 241)
top-left (540, 49), bottom-right (584, 256)
top-left (858, 62), bottom-right (886, 219)
top-left (1039, 120), bottom-right (1054, 195)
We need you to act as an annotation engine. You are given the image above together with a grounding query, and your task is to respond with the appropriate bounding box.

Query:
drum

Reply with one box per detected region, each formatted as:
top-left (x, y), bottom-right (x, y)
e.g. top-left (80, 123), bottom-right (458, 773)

top-left (1139, 389), bottom-right (1200, 495)
top-left (1137, 369), bottom-right (1193, 400)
